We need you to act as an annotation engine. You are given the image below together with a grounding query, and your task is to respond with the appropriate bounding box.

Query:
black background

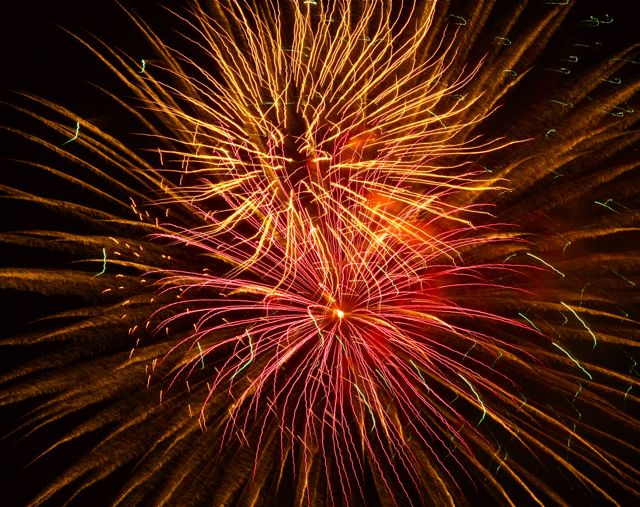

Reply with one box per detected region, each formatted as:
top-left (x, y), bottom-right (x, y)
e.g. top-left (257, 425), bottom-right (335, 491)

top-left (1, 1), bottom-right (638, 506)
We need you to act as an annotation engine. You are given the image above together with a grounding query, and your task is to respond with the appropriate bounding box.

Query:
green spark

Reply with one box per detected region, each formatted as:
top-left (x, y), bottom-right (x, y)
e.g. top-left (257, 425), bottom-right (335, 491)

top-left (560, 312), bottom-right (568, 325)
top-left (560, 301), bottom-right (597, 349)
top-left (518, 312), bottom-right (541, 333)
top-left (552, 342), bottom-right (593, 380)
top-left (573, 382), bottom-right (582, 403)
top-left (94, 248), bottom-right (107, 276)
top-left (579, 283), bottom-right (590, 305)
top-left (610, 58), bottom-right (640, 65)
top-left (231, 333), bottom-right (254, 379)
top-left (409, 359), bottom-right (427, 386)
top-left (458, 374), bottom-right (486, 426)
top-left (526, 252), bottom-right (565, 277)
top-left (549, 99), bottom-right (573, 108)
top-left (519, 395), bottom-right (527, 409)
top-left (594, 198), bottom-right (619, 213)
top-left (494, 36), bottom-right (511, 46)
top-left (62, 121), bottom-right (80, 145)
top-left (139, 59), bottom-right (146, 73)
top-left (463, 342), bottom-right (477, 360)
top-left (581, 15), bottom-right (613, 27)
top-left (353, 383), bottom-right (376, 432)
top-left (567, 423), bottom-right (577, 449)
top-left (610, 269), bottom-right (636, 287)
top-left (197, 342), bottom-right (205, 369)
top-left (308, 308), bottom-right (325, 344)
top-left (375, 368), bottom-right (391, 389)
top-left (447, 14), bottom-right (466, 26)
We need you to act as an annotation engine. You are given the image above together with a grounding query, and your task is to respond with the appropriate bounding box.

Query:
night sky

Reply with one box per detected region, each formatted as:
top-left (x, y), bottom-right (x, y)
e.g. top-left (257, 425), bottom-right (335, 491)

top-left (1, 1), bottom-right (639, 506)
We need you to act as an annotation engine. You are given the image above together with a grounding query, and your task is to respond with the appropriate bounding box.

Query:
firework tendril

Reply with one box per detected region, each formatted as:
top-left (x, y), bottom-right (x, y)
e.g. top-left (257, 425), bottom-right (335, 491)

top-left (1, 1), bottom-right (639, 506)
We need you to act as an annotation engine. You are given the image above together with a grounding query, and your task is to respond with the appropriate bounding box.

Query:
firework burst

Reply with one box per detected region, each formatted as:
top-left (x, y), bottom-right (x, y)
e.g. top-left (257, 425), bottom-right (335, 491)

top-left (1, 0), bottom-right (639, 505)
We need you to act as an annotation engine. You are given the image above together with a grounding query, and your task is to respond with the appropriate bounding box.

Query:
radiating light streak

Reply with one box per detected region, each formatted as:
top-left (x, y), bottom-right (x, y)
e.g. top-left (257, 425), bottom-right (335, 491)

top-left (573, 382), bottom-right (582, 403)
top-left (352, 382), bottom-right (376, 432)
top-left (609, 269), bottom-right (636, 287)
top-left (526, 252), bottom-right (565, 278)
top-left (94, 247), bottom-right (107, 276)
top-left (560, 302), bottom-right (598, 349)
top-left (457, 374), bottom-right (487, 426)
top-left (62, 121), bottom-right (80, 145)
top-left (594, 198), bottom-right (622, 213)
top-left (231, 332), bottom-right (254, 380)
top-left (552, 342), bottom-right (593, 380)
top-left (518, 312), bottom-right (541, 333)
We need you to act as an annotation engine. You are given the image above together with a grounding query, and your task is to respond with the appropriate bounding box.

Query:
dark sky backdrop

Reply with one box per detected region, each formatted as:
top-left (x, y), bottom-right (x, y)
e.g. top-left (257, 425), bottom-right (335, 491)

top-left (0, 1), bottom-right (638, 506)
top-left (2, 1), bottom-right (638, 103)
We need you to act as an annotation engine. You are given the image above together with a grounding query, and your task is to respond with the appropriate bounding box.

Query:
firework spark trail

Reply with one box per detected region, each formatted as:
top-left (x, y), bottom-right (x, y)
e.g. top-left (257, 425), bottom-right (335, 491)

top-left (148, 0), bottom-right (519, 274)
top-left (1, 0), bottom-right (640, 506)
top-left (151, 190), bottom-right (607, 504)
